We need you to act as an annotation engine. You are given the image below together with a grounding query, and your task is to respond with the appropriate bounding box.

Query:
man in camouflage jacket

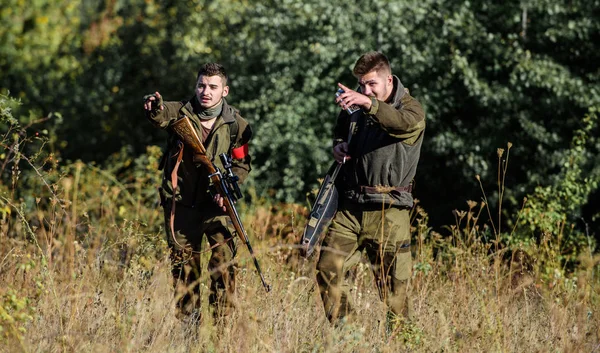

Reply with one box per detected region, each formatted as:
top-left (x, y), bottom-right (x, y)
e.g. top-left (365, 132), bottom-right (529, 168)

top-left (316, 52), bottom-right (425, 325)
top-left (143, 63), bottom-right (252, 319)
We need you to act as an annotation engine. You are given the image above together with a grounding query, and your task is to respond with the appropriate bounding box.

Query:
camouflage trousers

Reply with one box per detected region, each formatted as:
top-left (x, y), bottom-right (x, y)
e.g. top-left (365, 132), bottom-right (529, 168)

top-left (164, 204), bottom-right (237, 318)
top-left (316, 205), bottom-right (412, 322)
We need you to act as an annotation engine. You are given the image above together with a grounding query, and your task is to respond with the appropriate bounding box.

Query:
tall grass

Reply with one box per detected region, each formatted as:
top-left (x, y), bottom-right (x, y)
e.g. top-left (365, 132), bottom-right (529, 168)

top-left (0, 108), bottom-right (599, 351)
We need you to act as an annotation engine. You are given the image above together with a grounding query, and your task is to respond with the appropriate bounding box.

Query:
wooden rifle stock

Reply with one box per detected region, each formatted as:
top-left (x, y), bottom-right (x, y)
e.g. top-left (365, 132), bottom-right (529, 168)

top-left (171, 117), bottom-right (271, 292)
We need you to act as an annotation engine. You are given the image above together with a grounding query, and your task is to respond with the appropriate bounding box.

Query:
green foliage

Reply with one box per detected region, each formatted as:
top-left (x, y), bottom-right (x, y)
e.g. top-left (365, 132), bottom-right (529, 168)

top-left (0, 288), bottom-right (34, 345)
top-left (0, 1), bottom-right (82, 88)
top-left (0, 253), bottom-right (39, 347)
top-left (412, 0), bottom-right (600, 225)
top-left (0, 93), bottom-right (19, 126)
top-left (515, 109), bottom-right (598, 258)
top-left (1, 0), bottom-right (600, 241)
top-left (217, 0), bottom-right (381, 201)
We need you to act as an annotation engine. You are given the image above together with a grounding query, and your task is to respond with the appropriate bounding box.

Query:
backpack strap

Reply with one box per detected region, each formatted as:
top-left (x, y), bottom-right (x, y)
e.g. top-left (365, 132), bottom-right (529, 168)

top-left (227, 114), bottom-right (240, 156)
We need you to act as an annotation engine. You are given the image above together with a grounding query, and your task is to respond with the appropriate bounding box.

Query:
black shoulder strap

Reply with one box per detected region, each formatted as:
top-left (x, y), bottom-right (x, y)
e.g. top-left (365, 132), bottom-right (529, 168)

top-left (228, 115), bottom-right (240, 155)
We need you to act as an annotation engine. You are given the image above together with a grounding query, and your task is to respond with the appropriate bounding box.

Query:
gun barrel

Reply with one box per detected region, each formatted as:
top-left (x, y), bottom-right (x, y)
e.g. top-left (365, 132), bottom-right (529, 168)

top-left (222, 192), bottom-right (271, 292)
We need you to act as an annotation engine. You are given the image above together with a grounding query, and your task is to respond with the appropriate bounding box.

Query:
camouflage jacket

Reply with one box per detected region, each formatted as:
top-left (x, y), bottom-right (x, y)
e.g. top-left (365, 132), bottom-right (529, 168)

top-left (146, 96), bottom-right (252, 208)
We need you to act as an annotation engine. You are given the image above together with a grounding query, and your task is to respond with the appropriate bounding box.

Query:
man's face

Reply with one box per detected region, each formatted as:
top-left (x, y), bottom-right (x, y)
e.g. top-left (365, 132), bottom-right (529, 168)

top-left (357, 70), bottom-right (393, 102)
top-left (195, 75), bottom-right (229, 109)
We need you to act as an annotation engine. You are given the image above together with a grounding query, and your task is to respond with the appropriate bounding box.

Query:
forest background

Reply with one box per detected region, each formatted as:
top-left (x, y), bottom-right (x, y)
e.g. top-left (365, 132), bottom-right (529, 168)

top-left (1, 0), bottom-right (600, 352)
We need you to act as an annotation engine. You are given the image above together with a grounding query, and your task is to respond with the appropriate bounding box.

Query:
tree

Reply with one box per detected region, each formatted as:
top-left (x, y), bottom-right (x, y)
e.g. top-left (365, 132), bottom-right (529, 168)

top-left (1, 0), bottom-right (599, 240)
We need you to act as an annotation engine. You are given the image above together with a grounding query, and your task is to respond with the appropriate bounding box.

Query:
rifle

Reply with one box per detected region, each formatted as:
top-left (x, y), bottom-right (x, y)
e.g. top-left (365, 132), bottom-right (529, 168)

top-left (300, 161), bottom-right (340, 257)
top-left (301, 109), bottom-right (360, 257)
top-left (171, 116), bottom-right (271, 292)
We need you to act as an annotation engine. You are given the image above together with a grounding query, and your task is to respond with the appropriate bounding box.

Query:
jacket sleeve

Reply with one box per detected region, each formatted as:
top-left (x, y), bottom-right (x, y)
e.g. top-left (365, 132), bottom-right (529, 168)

top-left (145, 101), bottom-right (183, 129)
top-left (367, 93), bottom-right (426, 142)
top-left (231, 116), bottom-right (253, 184)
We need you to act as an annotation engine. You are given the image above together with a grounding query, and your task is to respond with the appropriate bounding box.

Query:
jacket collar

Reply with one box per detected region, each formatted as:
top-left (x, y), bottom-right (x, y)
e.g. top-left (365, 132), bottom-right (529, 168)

top-left (183, 96), bottom-right (236, 124)
top-left (388, 75), bottom-right (406, 108)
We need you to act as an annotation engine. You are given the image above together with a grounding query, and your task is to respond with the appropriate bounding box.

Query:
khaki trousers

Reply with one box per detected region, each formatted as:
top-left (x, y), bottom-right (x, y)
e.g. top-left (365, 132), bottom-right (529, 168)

top-left (316, 205), bottom-right (412, 322)
top-left (164, 204), bottom-right (237, 317)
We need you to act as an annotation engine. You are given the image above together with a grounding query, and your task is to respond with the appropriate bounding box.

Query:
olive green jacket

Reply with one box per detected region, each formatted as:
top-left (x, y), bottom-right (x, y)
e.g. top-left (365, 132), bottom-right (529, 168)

top-left (334, 76), bottom-right (425, 208)
top-left (146, 96), bottom-right (252, 208)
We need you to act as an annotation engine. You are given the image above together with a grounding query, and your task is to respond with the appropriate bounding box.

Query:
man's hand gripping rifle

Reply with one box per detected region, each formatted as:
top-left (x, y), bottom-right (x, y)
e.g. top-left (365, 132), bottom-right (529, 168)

top-left (171, 116), bottom-right (271, 292)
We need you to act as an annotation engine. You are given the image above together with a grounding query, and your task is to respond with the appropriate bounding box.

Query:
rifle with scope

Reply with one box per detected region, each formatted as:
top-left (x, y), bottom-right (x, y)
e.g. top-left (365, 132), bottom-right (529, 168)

top-left (170, 116), bottom-right (271, 292)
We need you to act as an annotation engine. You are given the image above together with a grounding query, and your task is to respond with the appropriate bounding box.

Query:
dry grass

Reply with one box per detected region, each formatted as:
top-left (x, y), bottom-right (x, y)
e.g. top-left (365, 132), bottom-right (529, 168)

top-left (0, 156), bottom-right (599, 352)
top-left (1, 200), bottom-right (599, 353)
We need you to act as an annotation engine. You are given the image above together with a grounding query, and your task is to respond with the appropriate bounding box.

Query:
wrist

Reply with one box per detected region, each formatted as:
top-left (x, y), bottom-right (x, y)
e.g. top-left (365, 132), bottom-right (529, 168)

top-left (366, 97), bottom-right (379, 115)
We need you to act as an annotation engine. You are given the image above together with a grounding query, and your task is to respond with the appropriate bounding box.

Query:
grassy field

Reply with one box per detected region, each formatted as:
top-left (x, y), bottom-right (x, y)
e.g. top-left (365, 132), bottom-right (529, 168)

top-left (0, 155), bottom-right (599, 353)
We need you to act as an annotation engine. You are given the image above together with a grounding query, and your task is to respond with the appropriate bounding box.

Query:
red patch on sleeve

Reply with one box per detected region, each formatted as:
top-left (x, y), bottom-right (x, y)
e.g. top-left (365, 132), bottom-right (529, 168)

top-left (231, 143), bottom-right (249, 159)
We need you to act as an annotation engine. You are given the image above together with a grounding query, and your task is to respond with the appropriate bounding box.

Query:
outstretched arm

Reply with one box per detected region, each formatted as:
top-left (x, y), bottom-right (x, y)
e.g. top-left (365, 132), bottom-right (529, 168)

top-left (143, 91), bottom-right (182, 129)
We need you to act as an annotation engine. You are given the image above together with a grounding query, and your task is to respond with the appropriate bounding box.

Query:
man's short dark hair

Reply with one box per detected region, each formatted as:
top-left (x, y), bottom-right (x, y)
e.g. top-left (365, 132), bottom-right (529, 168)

top-left (352, 51), bottom-right (391, 77)
top-left (197, 63), bottom-right (228, 84)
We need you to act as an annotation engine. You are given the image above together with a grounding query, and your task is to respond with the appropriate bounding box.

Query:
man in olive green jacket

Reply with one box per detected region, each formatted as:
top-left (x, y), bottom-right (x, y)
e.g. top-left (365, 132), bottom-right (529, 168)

top-left (143, 63), bottom-right (252, 319)
top-left (316, 52), bottom-right (425, 325)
